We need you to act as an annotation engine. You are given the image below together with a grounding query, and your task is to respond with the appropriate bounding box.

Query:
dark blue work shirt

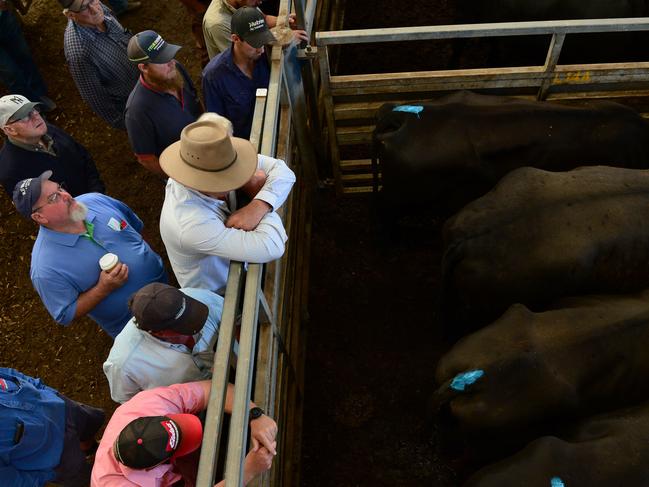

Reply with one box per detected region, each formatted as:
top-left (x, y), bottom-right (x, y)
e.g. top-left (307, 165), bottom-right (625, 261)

top-left (202, 46), bottom-right (270, 139)
top-left (125, 62), bottom-right (202, 157)
top-left (0, 367), bottom-right (66, 486)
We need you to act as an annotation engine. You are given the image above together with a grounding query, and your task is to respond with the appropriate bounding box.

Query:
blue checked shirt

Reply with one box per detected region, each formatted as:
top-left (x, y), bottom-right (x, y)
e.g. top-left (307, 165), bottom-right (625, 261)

top-left (63, 3), bottom-right (139, 129)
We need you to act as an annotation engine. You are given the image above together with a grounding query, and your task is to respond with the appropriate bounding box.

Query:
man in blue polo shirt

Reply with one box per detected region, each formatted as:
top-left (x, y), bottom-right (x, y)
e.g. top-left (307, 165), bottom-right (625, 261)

top-left (0, 366), bottom-right (105, 486)
top-left (125, 30), bottom-right (203, 177)
top-left (13, 171), bottom-right (167, 338)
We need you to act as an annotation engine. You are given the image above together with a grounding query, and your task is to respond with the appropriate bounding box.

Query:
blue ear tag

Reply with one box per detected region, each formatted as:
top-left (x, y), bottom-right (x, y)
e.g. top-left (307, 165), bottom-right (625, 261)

top-left (392, 105), bottom-right (424, 118)
top-left (450, 369), bottom-right (484, 391)
top-left (550, 477), bottom-right (565, 487)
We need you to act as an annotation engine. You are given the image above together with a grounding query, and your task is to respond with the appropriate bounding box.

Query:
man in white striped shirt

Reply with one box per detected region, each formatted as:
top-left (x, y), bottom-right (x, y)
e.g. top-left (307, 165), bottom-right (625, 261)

top-left (159, 114), bottom-right (295, 293)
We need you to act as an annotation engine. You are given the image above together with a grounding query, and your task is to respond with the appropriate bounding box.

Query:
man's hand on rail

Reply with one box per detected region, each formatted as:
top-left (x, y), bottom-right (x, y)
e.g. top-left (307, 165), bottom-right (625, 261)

top-left (225, 199), bottom-right (272, 231)
top-left (243, 447), bottom-right (274, 484)
top-left (250, 414), bottom-right (278, 455)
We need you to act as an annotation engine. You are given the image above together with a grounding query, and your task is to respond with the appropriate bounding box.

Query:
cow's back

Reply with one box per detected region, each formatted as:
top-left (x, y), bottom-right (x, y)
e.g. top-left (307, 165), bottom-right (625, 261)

top-left (442, 165), bottom-right (649, 325)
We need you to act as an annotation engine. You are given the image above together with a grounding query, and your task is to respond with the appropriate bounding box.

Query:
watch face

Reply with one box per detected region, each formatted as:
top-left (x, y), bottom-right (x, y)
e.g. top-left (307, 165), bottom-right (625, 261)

top-left (250, 407), bottom-right (264, 420)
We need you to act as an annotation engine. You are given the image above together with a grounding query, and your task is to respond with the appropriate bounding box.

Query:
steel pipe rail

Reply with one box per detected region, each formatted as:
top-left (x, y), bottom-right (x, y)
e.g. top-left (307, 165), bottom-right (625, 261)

top-left (316, 17), bottom-right (649, 45)
top-left (196, 0), bottom-right (310, 483)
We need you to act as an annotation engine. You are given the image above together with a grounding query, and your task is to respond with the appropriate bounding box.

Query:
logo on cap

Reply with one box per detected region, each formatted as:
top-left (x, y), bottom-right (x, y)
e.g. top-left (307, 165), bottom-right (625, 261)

top-left (147, 35), bottom-right (165, 54)
top-left (161, 420), bottom-right (179, 452)
top-left (8, 96), bottom-right (24, 105)
top-left (18, 178), bottom-right (33, 196)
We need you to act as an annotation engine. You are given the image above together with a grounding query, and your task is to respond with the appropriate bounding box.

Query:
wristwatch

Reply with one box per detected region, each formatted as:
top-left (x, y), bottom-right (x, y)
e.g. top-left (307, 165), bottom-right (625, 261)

top-left (249, 407), bottom-right (265, 422)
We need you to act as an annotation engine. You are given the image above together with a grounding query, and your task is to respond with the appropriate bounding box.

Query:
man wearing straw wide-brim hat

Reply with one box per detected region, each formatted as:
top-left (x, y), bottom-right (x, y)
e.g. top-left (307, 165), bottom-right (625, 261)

top-left (159, 114), bottom-right (296, 293)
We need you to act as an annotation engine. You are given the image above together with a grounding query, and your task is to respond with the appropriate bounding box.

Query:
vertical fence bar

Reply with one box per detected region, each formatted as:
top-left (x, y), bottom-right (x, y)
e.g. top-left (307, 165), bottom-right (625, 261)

top-left (317, 44), bottom-right (343, 193)
top-left (196, 262), bottom-right (244, 487)
top-left (224, 264), bottom-right (264, 485)
top-left (538, 33), bottom-right (566, 100)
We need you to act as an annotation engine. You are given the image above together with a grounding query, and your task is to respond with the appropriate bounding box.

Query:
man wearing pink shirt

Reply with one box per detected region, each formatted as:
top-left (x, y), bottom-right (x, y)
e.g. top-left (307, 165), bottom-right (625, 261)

top-left (91, 381), bottom-right (277, 486)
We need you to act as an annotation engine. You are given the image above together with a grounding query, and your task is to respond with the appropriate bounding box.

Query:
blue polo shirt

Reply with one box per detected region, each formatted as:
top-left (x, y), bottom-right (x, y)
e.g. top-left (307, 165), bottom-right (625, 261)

top-left (0, 367), bottom-right (65, 486)
top-left (30, 193), bottom-right (167, 338)
top-left (202, 46), bottom-right (270, 139)
top-left (125, 62), bottom-right (202, 157)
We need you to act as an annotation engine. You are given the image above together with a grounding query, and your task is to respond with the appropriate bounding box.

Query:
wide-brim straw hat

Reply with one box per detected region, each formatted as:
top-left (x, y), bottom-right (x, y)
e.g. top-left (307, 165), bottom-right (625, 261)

top-left (160, 120), bottom-right (257, 193)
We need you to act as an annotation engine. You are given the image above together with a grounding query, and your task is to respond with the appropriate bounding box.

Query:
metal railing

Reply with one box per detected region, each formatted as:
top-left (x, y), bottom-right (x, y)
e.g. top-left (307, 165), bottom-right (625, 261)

top-left (196, 0), bottom-right (318, 485)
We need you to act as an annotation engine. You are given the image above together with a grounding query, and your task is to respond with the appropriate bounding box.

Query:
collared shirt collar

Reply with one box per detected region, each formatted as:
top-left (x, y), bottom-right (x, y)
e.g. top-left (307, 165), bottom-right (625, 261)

top-left (39, 209), bottom-right (98, 247)
top-left (8, 133), bottom-right (55, 156)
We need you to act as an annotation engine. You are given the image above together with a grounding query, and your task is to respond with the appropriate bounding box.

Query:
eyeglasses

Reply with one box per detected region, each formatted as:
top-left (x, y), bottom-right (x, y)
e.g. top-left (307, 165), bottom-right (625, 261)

top-left (7, 108), bottom-right (39, 125)
top-left (32, 183), bottom-right (67, 213)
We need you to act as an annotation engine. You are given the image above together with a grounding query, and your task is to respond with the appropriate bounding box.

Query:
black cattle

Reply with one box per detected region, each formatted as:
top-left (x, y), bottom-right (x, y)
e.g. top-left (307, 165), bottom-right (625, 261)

top-left (372, 92), bottom-right (649, 219)
top-left (452, 0), bottom-right (649, 66)
top-left (435, 292), bottom-right (649, 433)
top-left (465, 403), bottom-right (649, 486)
top-left (442, 165), bottom-right (649, 326)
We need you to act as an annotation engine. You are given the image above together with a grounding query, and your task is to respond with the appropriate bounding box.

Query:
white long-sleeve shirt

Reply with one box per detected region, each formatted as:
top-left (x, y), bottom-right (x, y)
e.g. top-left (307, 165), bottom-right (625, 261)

top-left (160, 154), bottom-right (296, 292)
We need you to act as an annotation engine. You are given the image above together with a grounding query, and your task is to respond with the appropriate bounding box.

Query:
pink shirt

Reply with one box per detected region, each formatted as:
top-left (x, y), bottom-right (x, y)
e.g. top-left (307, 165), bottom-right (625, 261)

top-left (91, 381), bottom-right (207, 487)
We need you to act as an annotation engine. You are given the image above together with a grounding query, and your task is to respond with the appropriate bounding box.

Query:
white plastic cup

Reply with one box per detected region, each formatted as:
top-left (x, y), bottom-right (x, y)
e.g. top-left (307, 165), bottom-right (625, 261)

top-left (99, 253), bottom-right (119, 272)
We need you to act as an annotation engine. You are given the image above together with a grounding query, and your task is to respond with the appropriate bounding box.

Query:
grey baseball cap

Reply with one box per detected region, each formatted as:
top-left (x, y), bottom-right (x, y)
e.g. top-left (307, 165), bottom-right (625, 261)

top-left (0, 94), bottom-right (41, 127)
top-left (127, 30), bottom-right (181, 64)
top-left (231, 7), bottom-right (276, 48)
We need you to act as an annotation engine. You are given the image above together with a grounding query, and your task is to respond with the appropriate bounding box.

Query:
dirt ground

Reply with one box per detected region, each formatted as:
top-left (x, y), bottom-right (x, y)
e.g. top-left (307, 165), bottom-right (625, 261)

top-left (0, 0), bottom-right (201, 423)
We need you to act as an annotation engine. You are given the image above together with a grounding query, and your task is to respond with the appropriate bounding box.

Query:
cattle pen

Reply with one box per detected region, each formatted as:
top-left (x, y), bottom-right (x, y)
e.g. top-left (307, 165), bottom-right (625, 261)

top-left (178, 3), bottom-right (649, 487)
top-left (316, 16), bottom-right (649, 193)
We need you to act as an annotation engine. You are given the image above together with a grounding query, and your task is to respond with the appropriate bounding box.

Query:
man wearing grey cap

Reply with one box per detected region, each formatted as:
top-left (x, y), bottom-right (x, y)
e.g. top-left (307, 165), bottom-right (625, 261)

top-left (60, 0), bottom-right (139, 129)
top-left (125, 30), bottom-right (203, 177)
top-left (0, 94), bottom-right (105, 196)
top-left (13, 170), bottom-right (167, 338)
top-left (103, 283), bottom-right (224, 403)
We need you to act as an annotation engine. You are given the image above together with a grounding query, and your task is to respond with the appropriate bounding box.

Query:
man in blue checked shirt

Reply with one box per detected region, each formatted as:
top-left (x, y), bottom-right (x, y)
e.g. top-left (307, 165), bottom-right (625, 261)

top-left (0, 367), bottom-right (105, 486)
top-left (13, 170), bottom-right (167, 338)
top-left (59, 0), bottom-right (139, 129)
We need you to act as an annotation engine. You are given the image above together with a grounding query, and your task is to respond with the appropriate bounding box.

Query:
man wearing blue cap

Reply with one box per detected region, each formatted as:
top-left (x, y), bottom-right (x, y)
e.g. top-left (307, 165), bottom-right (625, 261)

top-left (125, 30), bottom-right (203, 177)
top-left (13, 170), bottom-right (167, 338)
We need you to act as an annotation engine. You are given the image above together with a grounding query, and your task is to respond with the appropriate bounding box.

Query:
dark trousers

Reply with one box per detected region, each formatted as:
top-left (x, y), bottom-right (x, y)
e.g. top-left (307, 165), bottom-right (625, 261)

top-left (52, 396), bottom-right (105, 487)
top-left (0, 10), bottom-right (47, 100)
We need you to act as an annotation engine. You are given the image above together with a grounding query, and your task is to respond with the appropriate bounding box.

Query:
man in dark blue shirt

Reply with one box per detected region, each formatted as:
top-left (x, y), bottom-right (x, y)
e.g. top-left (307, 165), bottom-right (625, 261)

top-left (0, 367), bottom-right (105, 486)
top-left (0, 94), bottom-right (105, 197)
top-left (202, 7), bottom-right (274, 140)
top-left (125, 30), bottom-right (203, 177)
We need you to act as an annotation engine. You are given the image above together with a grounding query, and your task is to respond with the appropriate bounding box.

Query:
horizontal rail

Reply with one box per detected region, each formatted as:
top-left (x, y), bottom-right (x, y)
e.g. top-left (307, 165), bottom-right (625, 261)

top-left (316, 17), bottom-right (649, 45)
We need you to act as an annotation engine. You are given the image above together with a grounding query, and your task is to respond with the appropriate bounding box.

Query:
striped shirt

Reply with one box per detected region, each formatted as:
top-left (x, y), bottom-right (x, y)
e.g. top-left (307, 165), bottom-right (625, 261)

top-left (63, 3), bottom-right (139, 129)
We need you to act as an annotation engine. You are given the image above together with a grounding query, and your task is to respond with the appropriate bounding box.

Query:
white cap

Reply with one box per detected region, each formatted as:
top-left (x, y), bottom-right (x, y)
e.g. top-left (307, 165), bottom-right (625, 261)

top-left (99, 253), bottom-right (119, 271)
top-left (0, 94), bottom-right (40, 127)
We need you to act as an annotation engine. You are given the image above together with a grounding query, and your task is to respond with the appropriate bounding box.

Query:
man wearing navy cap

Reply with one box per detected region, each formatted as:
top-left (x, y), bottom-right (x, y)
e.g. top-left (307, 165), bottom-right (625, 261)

top-left (125, 30), bottom-right (203, 177)
top-left (0, 366), bottom-right (105, 486)
top-left (13, 170), bottom-right (167, 338)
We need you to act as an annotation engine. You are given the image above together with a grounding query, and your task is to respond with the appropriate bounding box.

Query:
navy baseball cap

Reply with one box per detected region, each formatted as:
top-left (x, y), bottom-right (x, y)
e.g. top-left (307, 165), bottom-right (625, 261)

top-left (12, 170), bottom-right (53, 219)
top-left (231, 7), bottom-right (276, 48)
top-left (127, 30), bottom-right (181, 64)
